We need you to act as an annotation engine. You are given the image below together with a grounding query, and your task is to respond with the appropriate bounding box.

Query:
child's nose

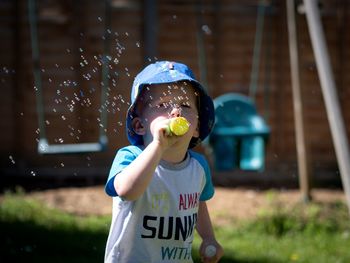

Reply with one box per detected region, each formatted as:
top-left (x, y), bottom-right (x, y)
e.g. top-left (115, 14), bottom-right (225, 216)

top-left (170, 106), bottom-right (181, 117)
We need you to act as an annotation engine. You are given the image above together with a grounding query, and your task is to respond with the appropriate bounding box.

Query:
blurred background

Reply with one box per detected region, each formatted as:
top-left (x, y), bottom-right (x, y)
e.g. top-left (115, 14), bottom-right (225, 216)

top-left (1, 0), bottom-right (350, 192)
top-left (2, 1), bottom-right (350, 262)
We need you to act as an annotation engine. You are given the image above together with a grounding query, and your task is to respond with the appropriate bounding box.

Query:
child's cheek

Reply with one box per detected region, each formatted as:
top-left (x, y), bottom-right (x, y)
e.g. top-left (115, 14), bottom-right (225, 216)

top-left (186, 112), bottom-right (199, 125)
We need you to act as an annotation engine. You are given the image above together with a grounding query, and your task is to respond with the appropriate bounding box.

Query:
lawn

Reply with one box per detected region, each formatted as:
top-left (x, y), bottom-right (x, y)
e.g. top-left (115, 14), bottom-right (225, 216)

top-left (1, 190), bottom-right (350, 263)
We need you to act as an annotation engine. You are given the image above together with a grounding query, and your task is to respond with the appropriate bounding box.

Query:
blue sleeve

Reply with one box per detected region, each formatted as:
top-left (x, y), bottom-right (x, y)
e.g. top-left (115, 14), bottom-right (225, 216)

top-left (189, 151), bottom-right (215, 201)
top-left (105, 146), bottom-right (142, 197)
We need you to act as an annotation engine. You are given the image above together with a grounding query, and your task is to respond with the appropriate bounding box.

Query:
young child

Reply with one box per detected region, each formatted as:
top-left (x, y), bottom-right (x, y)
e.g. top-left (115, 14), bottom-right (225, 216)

top-left (105, 61), bottom-right (223, 263)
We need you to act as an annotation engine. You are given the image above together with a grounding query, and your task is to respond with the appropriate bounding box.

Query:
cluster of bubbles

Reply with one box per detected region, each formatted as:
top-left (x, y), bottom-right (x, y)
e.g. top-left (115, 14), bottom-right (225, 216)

top-left (9, 14), bottom-right (213, 177)
top-left (24, 15), bottom-right (145, 176)
top-left (30, 18), bottom-right (137, 145)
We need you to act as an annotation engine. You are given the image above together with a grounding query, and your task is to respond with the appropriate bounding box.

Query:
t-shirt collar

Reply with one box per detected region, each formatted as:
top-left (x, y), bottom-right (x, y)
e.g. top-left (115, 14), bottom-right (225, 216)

top-left (159, 152), bottom-right (190, 170)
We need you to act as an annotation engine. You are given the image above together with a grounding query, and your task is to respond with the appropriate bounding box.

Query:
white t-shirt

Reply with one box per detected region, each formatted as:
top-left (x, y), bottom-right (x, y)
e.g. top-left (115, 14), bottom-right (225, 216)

top-left (104, 145), bottom-right (214, 263)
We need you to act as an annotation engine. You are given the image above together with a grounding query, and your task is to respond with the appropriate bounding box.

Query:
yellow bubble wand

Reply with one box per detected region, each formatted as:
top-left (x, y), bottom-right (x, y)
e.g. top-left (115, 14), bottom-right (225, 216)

top-left (166, 117), bottom-right (190, 136)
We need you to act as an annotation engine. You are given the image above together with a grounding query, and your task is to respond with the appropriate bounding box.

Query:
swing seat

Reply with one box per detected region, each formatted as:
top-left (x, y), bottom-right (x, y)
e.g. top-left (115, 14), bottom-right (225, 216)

top-left (209, 93), bottom-right (270, 171)
top-left (38, 136), bottom-right (108, 154)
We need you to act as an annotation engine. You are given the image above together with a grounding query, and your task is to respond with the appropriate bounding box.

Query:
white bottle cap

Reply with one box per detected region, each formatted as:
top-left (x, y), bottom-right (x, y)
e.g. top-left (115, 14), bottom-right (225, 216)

top-left (205, 245), bottom-right (217, 257)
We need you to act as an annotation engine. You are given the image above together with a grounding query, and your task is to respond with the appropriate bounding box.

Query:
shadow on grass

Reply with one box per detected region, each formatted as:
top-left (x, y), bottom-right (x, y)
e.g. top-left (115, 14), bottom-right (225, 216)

top-left (1, 219), bottom-right (280, 263)
top-left (204, 259), bottom-right (280, 263)
top-left (193, 250), bottom-right (280, 263)
top-left (0, 219), bottom-right (107, 263)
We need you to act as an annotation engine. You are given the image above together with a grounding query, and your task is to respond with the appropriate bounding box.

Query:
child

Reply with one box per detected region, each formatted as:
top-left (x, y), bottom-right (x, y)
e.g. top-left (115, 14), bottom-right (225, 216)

top-left (105, 61), bottom-right (223, 263)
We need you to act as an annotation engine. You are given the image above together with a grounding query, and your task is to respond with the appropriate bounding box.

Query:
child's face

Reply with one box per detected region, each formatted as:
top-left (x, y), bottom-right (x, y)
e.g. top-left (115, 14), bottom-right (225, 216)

top-left (135, 82), bottom-right (200, 144)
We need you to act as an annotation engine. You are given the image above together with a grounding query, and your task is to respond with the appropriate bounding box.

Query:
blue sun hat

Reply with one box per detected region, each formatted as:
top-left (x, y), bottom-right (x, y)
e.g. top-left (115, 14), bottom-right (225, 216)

top-left (126, 61), bottom-right (215, 148)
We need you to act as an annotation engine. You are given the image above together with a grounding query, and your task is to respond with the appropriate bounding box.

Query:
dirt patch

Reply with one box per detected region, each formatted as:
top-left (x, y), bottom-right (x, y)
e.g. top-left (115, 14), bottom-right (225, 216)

top-left (24, 186), bottom-right (346, 222)
top-left (206, 187), bottom-right (346, 225)
top-left (28, 186), bottom-right (112, 216)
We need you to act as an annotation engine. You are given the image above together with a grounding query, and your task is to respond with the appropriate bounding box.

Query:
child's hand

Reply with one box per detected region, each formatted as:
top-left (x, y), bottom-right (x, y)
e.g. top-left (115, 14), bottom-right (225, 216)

top-left (150, 117), bottom-right (180, 149)
top-left (199, 239), bottom-right (224, 263)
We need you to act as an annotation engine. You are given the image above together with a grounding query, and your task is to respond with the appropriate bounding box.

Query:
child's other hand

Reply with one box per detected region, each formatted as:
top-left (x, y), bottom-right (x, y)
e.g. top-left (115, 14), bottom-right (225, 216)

top-left (199, 239), bottom-right (224, 263)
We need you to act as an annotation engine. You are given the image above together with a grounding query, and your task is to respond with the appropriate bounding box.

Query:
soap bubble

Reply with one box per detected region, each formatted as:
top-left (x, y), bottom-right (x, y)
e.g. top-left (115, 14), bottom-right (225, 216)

top-left (202, 25), bottom-right (212, 35)
top-left (9, 155), bottom-right (15, 164)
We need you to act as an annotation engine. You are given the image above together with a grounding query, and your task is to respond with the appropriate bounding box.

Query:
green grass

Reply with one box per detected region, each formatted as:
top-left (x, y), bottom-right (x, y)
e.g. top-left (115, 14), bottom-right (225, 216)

top-left (0, 190), bottom-right (111, 263)
top-left (1, 191), bottom-right (350, 263)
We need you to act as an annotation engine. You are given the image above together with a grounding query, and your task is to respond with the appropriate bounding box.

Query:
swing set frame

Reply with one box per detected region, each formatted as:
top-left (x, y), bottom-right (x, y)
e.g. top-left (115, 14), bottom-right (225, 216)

top-left (28, 0), bottom-right (111, 154)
